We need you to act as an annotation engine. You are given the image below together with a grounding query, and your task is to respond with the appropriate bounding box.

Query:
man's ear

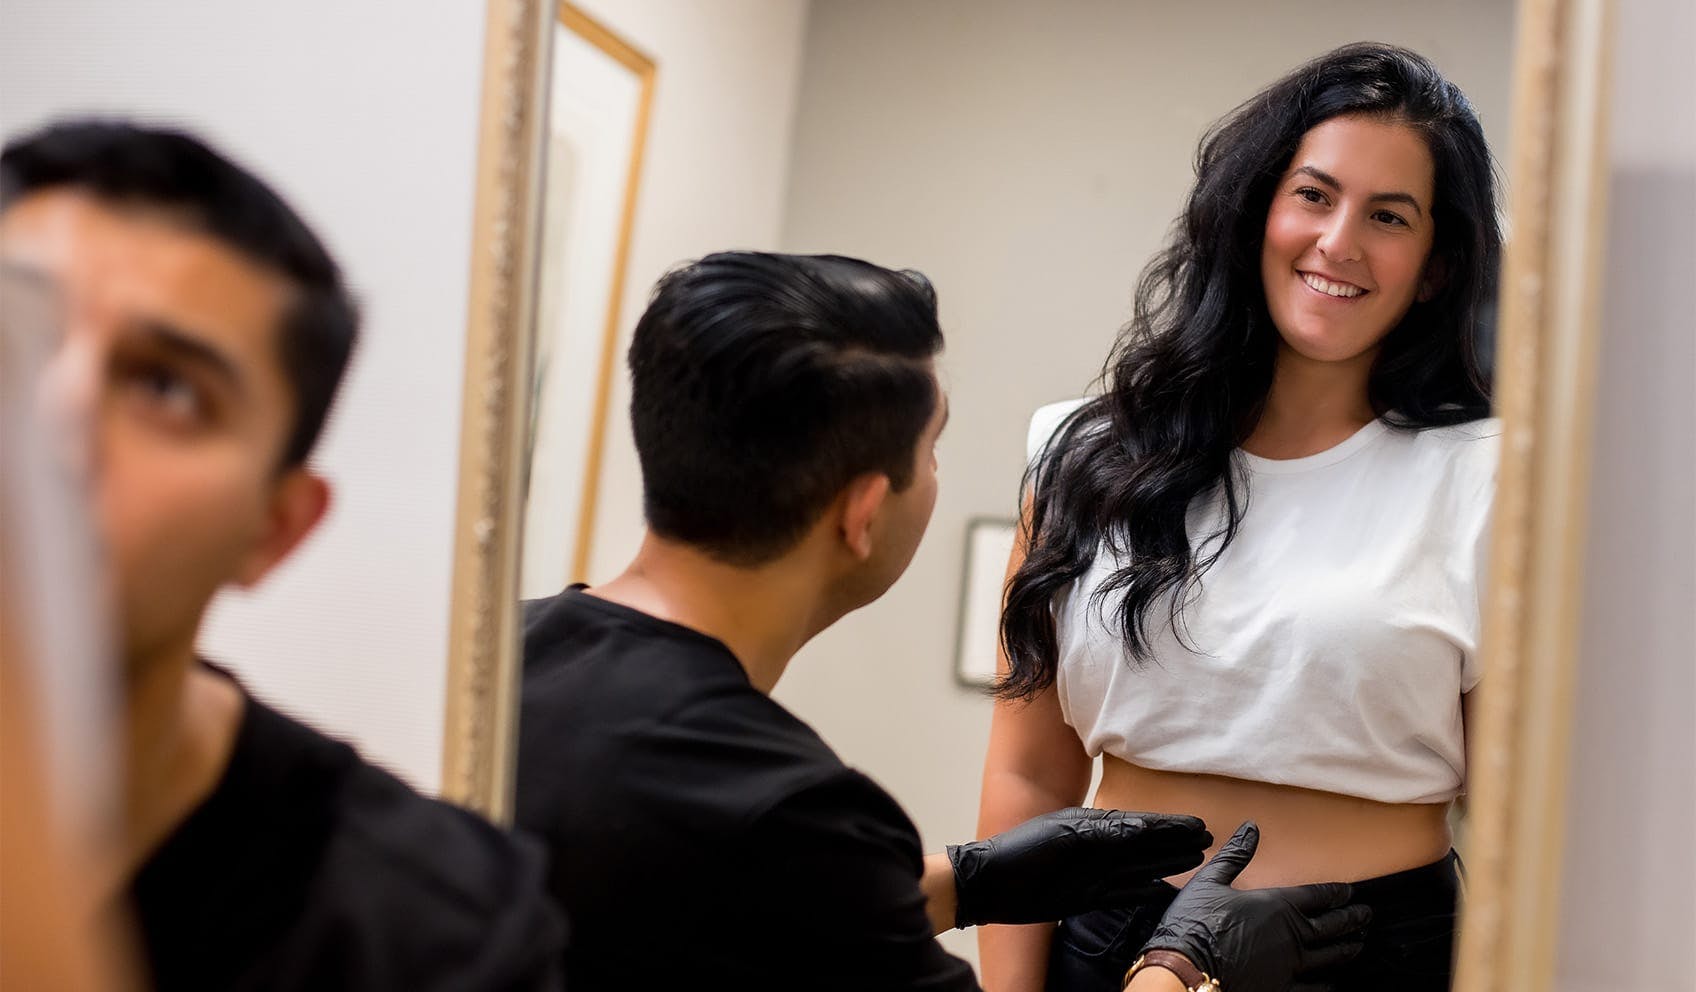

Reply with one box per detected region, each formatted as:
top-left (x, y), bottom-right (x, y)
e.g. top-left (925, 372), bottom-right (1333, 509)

top-left (1418, 253), bottom-right (1447, 302)
top-left (838, 472), bottom-right (892, 562)
top-left (233, 469), bottom-right (330, 588)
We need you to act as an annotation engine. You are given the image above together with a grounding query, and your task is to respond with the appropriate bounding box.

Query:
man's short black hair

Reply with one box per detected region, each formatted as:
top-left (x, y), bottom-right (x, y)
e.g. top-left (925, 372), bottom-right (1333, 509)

top-left (629, 251), bottom-right (944, 565)
top-left (1, 119), bottom-right (359, 467)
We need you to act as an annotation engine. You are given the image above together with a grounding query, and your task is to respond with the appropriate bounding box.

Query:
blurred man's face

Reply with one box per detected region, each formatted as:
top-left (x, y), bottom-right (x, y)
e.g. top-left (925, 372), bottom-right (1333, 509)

top-left (0, 190), bottom-right (322, 671)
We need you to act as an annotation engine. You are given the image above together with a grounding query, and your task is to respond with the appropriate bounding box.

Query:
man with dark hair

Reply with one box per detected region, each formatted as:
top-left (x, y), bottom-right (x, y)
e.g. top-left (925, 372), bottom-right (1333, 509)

top-left (516, 252), bottom-right (1368, 990)
top-left (1, 120), bottom-right (564, 990)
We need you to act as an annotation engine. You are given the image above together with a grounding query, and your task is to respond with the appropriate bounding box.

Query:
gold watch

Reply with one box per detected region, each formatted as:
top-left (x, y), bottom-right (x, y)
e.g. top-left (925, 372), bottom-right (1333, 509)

top-left (1123, 950), bottom-right (1223, 992)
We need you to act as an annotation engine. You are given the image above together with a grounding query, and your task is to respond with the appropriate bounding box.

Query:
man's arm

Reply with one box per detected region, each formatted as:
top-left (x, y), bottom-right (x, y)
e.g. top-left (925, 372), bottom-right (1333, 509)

top-left (745, 774), bottom-right (980, 991)
top-left (1125, 971), bottom-right (1187, 992)
top-left (921, 853), bottom-right (959, 935)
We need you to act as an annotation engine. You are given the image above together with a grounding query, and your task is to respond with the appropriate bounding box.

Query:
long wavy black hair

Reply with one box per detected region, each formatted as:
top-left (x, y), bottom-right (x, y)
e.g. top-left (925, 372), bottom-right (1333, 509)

top-left (997, 43), bottom-right (1501, 700)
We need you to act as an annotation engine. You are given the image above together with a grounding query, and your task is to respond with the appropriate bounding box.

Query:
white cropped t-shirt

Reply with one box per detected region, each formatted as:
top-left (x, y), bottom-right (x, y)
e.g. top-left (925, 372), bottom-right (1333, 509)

top-left (1027, 400), bottom-right (1500, 804)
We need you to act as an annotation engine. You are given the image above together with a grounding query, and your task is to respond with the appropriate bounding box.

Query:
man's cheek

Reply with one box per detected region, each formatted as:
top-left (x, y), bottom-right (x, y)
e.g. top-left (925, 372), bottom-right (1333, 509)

top-left (102, 475), bottom-right (240, 586)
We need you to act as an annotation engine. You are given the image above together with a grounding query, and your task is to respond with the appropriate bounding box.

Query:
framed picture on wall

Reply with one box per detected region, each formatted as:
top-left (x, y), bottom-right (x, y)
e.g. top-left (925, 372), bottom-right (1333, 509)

top-left (518, 3), bottom-right (656, 599)
top-left (954, 517), bottom-right (1018, 689)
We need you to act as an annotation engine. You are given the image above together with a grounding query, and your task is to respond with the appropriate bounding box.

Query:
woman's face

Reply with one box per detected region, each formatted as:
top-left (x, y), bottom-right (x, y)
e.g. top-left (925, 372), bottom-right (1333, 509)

top-left (1260, 114), bottom-right (1437, 367)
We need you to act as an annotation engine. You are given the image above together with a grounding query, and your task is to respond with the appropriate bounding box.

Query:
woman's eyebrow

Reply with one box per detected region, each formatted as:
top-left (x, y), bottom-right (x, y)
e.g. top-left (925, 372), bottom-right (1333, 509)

top-left (1292, 164), bottom-right (1425, 218)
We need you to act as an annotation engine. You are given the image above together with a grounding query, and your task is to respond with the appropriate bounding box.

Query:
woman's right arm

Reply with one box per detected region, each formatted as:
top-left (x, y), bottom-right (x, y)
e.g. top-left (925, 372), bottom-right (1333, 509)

top-left (975, 508), bottom-right (1094, 992)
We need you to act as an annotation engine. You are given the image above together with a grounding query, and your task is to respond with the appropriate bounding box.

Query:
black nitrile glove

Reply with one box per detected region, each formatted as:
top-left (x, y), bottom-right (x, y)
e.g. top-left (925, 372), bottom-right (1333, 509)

top-left (946, 808), bottom-right (1210, 929)
top-left (1141, 822), bottom-right (1373, 992)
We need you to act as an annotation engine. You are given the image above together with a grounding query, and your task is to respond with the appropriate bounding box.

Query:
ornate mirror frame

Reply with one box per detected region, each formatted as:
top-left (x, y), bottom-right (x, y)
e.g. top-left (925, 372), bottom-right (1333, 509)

top-left (440, 0), bottom-right (553, 823)
top-left (1454, 1), bottom-right (1612, 988)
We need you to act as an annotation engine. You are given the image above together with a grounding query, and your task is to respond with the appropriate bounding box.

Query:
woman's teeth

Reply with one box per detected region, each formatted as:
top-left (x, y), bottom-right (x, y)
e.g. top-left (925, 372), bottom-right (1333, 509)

top-left (1301, 272), bottom-right (1365, 298)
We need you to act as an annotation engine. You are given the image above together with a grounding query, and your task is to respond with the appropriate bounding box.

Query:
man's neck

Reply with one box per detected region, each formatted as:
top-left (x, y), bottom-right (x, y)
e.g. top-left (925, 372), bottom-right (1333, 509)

top-left (117, 639), bottom-right (244, 887)
top-left (585, 534), bottom-right (838, 694)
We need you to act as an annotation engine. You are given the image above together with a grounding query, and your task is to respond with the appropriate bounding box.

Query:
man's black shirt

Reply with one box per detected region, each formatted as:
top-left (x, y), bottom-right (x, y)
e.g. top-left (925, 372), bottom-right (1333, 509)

top-left (130, 672), bottom-right (566, 990)
top-left (515, 588), bottom-right (979, 991)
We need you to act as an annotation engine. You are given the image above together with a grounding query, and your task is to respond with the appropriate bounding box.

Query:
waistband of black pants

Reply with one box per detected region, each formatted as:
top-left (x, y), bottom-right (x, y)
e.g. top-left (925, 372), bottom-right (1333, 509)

top-left (1344, 849), bottom-right (1462, 909)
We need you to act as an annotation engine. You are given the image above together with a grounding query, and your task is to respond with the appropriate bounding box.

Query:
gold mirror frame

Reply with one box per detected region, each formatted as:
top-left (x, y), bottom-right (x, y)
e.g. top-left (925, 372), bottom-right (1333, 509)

top-left (1454, 0), bottom-right (1612, 988)
top-left (440, 0), bottom-right (554, 822)
top-left (441, 0), bottom-right (656, 824)
top-left (444, 1), bottom-right (1617, 982)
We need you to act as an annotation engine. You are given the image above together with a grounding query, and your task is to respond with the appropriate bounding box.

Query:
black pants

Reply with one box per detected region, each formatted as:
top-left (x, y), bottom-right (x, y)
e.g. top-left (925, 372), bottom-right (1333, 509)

top-left (1046, 851), bottom-right (1462, 992)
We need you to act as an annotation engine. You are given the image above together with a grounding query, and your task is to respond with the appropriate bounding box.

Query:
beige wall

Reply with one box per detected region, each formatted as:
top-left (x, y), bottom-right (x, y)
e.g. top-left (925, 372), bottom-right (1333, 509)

top-left (1554, 0), bottom-right (1696, 986)
top-left (770, 0), bottom-right (1516, 964)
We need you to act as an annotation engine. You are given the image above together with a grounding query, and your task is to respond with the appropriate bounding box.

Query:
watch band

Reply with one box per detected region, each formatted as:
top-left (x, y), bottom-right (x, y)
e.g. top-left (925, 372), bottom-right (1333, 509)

top-left (1123, 950), bottom-right (1223, 992)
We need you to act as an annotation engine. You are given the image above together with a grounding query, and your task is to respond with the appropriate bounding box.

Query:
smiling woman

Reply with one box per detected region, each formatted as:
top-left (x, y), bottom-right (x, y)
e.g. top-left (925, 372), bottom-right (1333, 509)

top-left (983, 43), bottom-right (1502, 991)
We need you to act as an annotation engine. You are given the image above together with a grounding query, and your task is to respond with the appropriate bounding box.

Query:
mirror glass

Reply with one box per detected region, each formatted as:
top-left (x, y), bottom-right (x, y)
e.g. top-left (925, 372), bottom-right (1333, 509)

top-left (519, 6), bottom-right (653, 599)
top-left (513, 0), bottom-right (1516, 977)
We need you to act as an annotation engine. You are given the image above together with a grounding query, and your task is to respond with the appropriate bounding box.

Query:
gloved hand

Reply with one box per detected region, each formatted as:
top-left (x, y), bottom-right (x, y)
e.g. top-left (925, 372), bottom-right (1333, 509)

top-left (1141, 822), bottom-right (1372, 992)
top-left (946, 808), bottom-right (1210, 929)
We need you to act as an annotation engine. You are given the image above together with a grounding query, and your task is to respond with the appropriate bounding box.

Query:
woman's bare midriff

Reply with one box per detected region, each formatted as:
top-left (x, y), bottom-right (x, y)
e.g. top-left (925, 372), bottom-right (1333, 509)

top-left (1094, 755), bottom-right (1453, 889)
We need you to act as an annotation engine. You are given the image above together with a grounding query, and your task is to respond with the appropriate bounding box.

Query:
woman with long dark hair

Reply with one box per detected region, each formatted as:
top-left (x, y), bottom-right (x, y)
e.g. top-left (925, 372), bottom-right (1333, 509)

top-left (976, 43), bottom-right (1501, 991)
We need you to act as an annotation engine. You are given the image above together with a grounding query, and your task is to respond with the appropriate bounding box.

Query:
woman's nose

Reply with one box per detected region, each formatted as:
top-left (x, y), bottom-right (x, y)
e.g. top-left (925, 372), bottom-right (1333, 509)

top-left (1315, 212), bottom-right (1364, 264)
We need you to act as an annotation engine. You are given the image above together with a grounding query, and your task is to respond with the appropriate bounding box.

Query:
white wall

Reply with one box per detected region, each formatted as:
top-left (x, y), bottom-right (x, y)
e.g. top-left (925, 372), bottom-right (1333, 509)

top-left (574, 0), bottom-right (812, 581)
top-left (770, 3), bottom-right (1516, 965)
top-left (0, 0), bottom-right (812, 790)
top-left (1554, 0), bottom-right (1696, 987)
top-left (0, 0), bottom-right (491, 789)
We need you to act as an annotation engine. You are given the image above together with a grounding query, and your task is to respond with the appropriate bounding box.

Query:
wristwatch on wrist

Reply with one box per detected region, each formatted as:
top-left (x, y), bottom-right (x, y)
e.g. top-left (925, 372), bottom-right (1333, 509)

top-left (1123, 950), bottom-right (1223, 992)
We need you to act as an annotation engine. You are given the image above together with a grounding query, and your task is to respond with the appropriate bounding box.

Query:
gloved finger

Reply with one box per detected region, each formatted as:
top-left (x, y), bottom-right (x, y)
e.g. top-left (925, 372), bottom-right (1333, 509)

top-left (1273, 880), bottom-right (1354, 915)
top-left (1110, 848), bottom-right (1207, 883)
top-left (1099, 811), bottom-right (1210, 854)
top-left (1052, 806), bottom-right (1107, 821)
top-left (1192, 821), bottom-right (1258, 885)
top-left (1304, 903), bottom-right (1373, 943)
top-left (1070, 813), bottom-right (1210, 871)
top-left (1081, 846), bottom-right (1207, 890)
top-left (1104, 810), bottom-right (1209, 838)
top-left (1298, 937), bottom-right (1367, 974)
top-left (1079, 809), bottom-right (1210, 850)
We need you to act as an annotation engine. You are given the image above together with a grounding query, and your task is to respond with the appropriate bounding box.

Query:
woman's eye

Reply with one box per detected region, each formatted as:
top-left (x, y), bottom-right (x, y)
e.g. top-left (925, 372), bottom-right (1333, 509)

top-left (1295, 186), bottom-right (1327, 204)
top-left (1374, 209), bottom-right (1409, 227)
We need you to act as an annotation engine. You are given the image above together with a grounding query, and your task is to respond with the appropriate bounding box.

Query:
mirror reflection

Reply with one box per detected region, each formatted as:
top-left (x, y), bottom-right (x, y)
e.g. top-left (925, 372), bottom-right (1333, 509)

top-left (513, 2), bottom-right (1515, 990)
top-left (520, 5), bottom-right (654, 598)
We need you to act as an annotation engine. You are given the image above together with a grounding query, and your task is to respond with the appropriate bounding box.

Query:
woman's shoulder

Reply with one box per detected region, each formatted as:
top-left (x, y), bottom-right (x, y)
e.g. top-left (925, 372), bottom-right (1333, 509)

top-left (1026, 397), bottom-right (1093, 464)
top-left (1396, 416), bottom-right (1502, 499)
top-left (1420, 415), bottom-right (1502, 442)
top-left (1406, 415), bottom-right (1502, 460)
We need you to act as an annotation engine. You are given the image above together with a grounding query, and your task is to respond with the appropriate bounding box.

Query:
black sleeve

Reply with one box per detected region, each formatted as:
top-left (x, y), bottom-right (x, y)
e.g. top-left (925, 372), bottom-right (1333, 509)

top-left (271, 775), bottom-right (570, 992)
top-left (732, 771), bottom-right (981, 992)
